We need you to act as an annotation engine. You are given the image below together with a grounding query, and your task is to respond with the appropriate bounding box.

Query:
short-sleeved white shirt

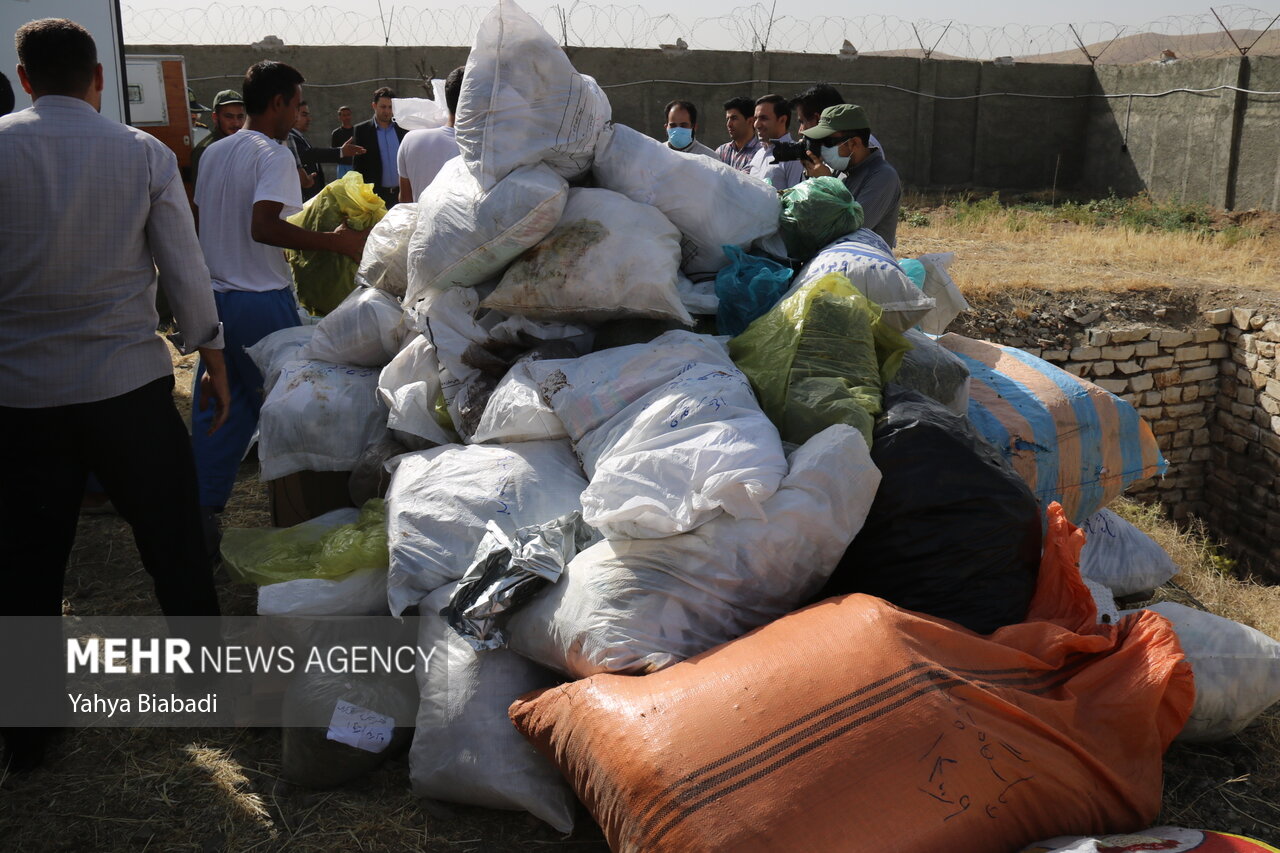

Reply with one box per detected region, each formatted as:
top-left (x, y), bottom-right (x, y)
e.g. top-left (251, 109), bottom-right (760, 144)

top-left (195, 129), bottom-right (303, 293)
top-left (396, 126), bottom-right (459, 201)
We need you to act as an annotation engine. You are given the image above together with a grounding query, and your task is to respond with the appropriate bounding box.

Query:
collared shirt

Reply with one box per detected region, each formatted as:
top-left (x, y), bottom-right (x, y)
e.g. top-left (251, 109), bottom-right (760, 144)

top-left (375, 122), bottom-right (401, 189)
top-left (839, 148), bottom-right (902, 248)
top-left (668, 138), bottom-right (719, 161)
top-left (716, 136), bottom-right (761, 172)
top-left (0, 96), bottom-right (222, 408)
top-left (747, 133), bottom-right (805, 191)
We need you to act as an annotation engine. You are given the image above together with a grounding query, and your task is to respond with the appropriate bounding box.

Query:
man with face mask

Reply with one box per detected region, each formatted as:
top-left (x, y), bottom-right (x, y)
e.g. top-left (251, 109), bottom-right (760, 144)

top-left (800, 103), bottom-right (901, 247)
top-left (663, 99), bottom-right (717, 160)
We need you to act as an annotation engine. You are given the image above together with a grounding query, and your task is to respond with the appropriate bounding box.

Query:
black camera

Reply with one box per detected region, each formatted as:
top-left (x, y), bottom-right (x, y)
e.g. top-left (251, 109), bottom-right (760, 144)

top-left (770, 136), bottom-right (817, 164)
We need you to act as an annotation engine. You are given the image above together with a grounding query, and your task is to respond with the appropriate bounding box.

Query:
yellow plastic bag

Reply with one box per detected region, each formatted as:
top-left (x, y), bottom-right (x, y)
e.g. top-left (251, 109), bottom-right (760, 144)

top-left (221, 499), bottom-right (388, 586)
top-left (729, 272), bottom-right (909, 446)
top-left (286, 171), bottom-right (387, 316)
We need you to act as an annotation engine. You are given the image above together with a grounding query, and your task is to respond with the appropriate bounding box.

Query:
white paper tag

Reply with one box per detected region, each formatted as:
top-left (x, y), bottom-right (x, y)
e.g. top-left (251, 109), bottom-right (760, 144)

top-left (325, 700), bottom-right (395, 754)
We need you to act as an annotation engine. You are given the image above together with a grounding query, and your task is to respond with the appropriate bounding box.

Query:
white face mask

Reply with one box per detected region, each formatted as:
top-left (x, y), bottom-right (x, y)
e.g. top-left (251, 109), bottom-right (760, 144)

top-left (821, 143), bottom-right (851, 172)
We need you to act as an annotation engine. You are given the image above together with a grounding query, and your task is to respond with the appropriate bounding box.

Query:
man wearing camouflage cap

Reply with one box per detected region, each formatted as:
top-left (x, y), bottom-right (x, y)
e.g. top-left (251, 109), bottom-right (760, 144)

top-left (191, 88), bottom-right (246, 185)
top-left (801, 103), bottom-right (901, 247)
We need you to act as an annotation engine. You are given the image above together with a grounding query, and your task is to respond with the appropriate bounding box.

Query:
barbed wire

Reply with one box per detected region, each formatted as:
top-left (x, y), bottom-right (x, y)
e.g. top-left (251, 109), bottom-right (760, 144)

top-left (122, 3), bottom-right (1280, 63)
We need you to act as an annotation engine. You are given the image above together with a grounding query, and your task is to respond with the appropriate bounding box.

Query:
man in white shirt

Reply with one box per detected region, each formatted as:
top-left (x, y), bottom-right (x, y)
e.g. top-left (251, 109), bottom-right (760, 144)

top-left (0, 17), bottom-right (230, 769)
top-left (663, 99), bottom-right (717, 160)
top-left (748, 93), bottom-right (804, 191)
top-left (397, 65), bottom-right (465, 202)
top-left (192, 60), bottom-right (365, 529)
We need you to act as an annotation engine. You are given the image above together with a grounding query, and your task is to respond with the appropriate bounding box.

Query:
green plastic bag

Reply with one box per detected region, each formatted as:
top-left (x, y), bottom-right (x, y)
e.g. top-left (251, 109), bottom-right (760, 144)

top-left (222, 499), bottom-right (389, 587)
top-left (287, 171), bottom-right (387, 316)
top-left (778, 177), bottom-right (864, 262)
top-left (729, 272), bottom-right (910, 447)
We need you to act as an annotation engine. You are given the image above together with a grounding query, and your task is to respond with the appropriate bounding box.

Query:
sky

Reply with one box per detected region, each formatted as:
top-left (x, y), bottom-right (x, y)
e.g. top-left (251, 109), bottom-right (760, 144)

top-left (115, 0), bottom-right (1277, 50)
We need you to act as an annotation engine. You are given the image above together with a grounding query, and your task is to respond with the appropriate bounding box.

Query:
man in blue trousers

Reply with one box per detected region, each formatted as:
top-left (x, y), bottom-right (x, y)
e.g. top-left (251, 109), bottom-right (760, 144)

top-left (192, 60), bottom-right (366, 556)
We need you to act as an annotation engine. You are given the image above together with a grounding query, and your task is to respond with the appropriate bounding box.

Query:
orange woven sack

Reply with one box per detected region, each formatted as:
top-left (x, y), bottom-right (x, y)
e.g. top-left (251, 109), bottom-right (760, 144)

top-left (510, 504), bottom-right (1195, 853)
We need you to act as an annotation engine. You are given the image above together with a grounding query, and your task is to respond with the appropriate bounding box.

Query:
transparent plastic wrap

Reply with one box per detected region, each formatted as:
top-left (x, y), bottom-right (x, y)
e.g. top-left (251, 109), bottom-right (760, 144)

top-left (355, 202), bottom-right (418, 297)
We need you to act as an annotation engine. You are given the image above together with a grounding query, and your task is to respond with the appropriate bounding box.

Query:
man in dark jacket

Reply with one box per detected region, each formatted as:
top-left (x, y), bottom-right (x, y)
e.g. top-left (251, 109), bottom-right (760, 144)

top-left (351, 86), bottom-right (408, 207)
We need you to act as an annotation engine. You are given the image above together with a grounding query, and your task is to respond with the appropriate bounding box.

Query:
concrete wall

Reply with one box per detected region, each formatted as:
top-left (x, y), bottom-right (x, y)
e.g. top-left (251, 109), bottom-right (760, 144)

top-left (129, 43), bottom-right (1094, 192)
top-left (133, 43), bottom-right (1280, 208)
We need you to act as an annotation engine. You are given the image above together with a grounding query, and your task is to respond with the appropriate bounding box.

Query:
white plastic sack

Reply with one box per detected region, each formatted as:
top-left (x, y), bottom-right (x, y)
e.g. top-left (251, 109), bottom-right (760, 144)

top-left (470, 357), bottom-right (568, 445)
top-left (592, 122), bottom-right (780, 276)
top-left (508, 425), bottom-right (880, 677)
top-left (258, 360), bottom-right (386, 481)
top-left (406, 158), bottom-right (568, 304)
top-left (1080, 509), bottom-right (1179, 597)
top-left (300, 287), bottom-right (407, 368)
top-left (392, 86), bottom-right (448, 131)
top-left (482, 188), bottom-right (692, 325)
top-left (1120, 602), bottom-right (1280, 741)
top-left (410, 584), bottom-right (575, 831)
top-left (895, 329), bottom-right (971, 415)
top-left (377, 334), bottom-right (455, 449)
top-left (356, 202), bottom-right (418, 297)
top-left (794, 229), bottom-right (935, 331)
top-left (915, 252), bottom-right (969, 335)
top-left (385, 439), bottom-right (588, 616)
top-left (455, 0), bottom-right (610, 189)
top-left (245, 325), bottom-right (316, 396)
top-left (675, 271), bottom-right (718, 316)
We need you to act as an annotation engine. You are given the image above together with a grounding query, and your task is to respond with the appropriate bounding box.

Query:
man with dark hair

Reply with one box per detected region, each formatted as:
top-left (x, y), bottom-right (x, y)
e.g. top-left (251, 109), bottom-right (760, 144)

top-left (332, 104), bottom-right (355, 176)
top-left (716, 95), bottom-right (759, 171)
top-left (397, 66), bottom-right (464, 202)
top-left (748, 93), bottom-right (804, 190)
top-left (791, 82), bottom-right (885, 157)
top-left (190, 89), bottom-right (246, 184)
top-left (191, 60), bottom-right (366, 540)
top-left (1, 17), bottom-right (230, 768)
top-left (801, 103), bottom-right (902, 247)
top-left (663, 98), bottom-right (716, 159)
top-left (288, 100), bottom-right (366, 201)
top-left (352, 85), bottom-right (409, 207)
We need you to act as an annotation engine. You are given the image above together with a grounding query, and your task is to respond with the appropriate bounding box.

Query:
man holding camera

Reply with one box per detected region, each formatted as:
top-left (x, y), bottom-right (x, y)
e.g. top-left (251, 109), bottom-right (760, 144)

top-left (800, 103), bottom-right (901, 247)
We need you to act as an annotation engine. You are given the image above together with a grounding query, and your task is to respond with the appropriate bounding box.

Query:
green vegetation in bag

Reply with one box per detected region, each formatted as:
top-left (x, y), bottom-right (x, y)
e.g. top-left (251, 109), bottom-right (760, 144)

top-left (287, 171), bottom-right (387, 315)
top-left (778, 177), bottom-right (864, 262)
top-left (729, 272), bottom-right (909, 446)
top-left (222, 499), bottom-right (389, 586)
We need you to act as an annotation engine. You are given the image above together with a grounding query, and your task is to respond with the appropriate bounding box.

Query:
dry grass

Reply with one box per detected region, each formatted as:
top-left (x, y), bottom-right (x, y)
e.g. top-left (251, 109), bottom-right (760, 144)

top-left (896, 203), bottom-right (1280, 300)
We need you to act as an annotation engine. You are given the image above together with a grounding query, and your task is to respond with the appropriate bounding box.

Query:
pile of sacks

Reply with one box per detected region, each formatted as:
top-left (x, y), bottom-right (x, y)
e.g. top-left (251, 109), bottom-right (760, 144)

top-left (231, 2), bottom-right (1280, 848)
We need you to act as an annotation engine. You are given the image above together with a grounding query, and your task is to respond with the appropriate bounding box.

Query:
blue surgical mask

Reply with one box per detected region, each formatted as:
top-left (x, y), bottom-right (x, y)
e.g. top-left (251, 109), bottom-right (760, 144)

top-left (821, 143), bottom-right (851, 172)
top-left (667, 126), bottom-right (694, 149)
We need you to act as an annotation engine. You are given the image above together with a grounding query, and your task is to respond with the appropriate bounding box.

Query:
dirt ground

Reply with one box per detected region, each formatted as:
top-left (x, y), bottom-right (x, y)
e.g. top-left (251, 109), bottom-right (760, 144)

top-left (3, 216), bottom-right (1280, 851)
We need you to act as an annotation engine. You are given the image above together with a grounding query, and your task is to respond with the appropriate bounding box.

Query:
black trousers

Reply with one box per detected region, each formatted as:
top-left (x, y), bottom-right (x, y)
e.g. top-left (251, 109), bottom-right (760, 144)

top-left (0, 376), bottom-right (220, 618)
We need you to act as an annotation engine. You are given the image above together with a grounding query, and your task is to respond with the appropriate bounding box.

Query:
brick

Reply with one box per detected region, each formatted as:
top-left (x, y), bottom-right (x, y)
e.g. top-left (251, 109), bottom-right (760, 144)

top-left (1115, 360), bottom-right (1142, 375)
top-left (1258, 359), bottom-right (1275, 377)
top-left (1040, 349), bottom-right (1069, 362)
top-left (1166, 403), bottom-right (1202, 418)
top-left (1254, 409), bottom-right (1272, 429)
top-left (1264, 432), bottom-right (1280, 454)
top-left (1180, 359), bottom-right (1212, 369)
top-left (1094, 378), bottom-right (1129, 394)
top-left (1129, 373), bottom-right (1154, 392)
top-left (1143, 355), bottom-right (1174, 369)
top-left (1135, 341), bottom-right (1159, 357)
top-left (1174, 345), bottom-right (1209, 362)
top-left (1167, 447), bottom-right (1193, 462)
top-left (1231, 402), bottom-right (1255, 420)
top-left (1114, 328), bottom-right (1153, 343)
top-left (1153, 370), bottom-right (1181, 389)
top-left (1143, 391), bottom-right (1163, 406)
top-left (1235, 350), bottom-right (1252, 367)
top-left (1087, 329), bottom-right (1111, 347)
top-left (1092, 360), bottom-right (1115, 376)
top-left (1101, 345), bottom-right (1135, 360)
top-left (1250, 369), bottom-right (1268, 388)
top-left (1205, 341), bottom-right (1229, 360)
top-left (1120, 392), bottom-right (1139, 406)
top-left (1181, 385), bottom-right (1201, 402)
top-left (1161, 330), bottom-right (1194, 347)
top-left (1244, 334), bottom-right (1258, 353)
top-left (1263, 321), bottom-right (1280, 342)
top-left (1204, 308), bottom-right (1232, 324)
top-left (1061, 362), bottom-right (1086, 377)
top-left (1236, 385), bottom-right (1257, 405)
top-left (1232, 307), bottom-right (1254, 328)
top-left (1227, 326), bottom-right (1243, 343)
top-left (1138, 406), bottom-right (1164, 420)
top-left (1251, 315), bottom-right (1267, 329)
top-left (1261, 394), bottom-right (1280, 416)
top-left (1225, 433), bottom-right (1249, 453)
top-left (1179, 415), bottom-right (1207, 431)
top-left (1152, 420), bottom-right (1178, 436)
top-left (1193, 328), bottom-right (1221, 343)
top-left (1259, 341), bottom-right (1276, 359)
top-left (1267, 379), bottom-right (1280, 400)
top-left (1198, 379), bottom-right (1217, 397)
top-left (1191, 447), bottom-right (1213, 462)
top-left (1070, 346), bottom-right (1101, 361)
top-left (1156, 432), bottom-right (1174, 451)
top-left (1163, 387), bottom-right (1183, 404)
top-left (1182, 365), bottom-right (1219, 383)
top-left (1274, 415), bottom-right (1280, 434)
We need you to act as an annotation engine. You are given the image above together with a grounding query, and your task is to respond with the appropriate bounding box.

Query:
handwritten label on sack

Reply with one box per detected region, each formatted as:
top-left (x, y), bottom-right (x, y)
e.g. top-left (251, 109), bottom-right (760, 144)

top-left (325, 700), bottom-right (395, 753)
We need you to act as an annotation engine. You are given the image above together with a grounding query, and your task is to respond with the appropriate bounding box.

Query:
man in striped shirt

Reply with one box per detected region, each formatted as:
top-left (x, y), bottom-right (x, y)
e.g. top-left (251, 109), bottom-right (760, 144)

top-left (715, 96), bottom-right (761, 171)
